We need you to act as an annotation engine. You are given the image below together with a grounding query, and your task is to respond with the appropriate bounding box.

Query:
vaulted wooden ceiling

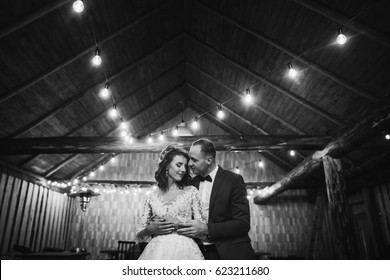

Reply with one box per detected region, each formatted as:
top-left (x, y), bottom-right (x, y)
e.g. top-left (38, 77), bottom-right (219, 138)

top-left (0, 0), bottom-right (389, 189)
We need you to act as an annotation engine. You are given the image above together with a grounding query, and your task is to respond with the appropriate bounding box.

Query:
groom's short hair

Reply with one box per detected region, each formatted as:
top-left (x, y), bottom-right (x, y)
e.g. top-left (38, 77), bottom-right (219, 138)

top-left (192, 138), bottom-right (216, 159)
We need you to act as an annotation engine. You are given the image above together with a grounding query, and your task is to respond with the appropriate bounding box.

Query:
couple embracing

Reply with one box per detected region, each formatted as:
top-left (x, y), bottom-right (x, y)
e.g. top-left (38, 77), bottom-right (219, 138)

top-left (136, 138), bottom-right (254, 260)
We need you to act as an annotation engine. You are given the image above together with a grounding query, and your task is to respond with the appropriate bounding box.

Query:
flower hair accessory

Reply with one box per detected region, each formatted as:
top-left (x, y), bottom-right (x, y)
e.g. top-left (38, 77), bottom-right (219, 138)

top-left (158, 145), bottom-right (176, 164)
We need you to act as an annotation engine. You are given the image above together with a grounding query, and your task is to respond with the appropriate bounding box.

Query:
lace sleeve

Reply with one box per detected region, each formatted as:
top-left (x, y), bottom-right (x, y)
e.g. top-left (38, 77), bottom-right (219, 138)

top-left (136, 194), bottom-right (153, 242)
top-left (190, 186), bottom-right (207, 223)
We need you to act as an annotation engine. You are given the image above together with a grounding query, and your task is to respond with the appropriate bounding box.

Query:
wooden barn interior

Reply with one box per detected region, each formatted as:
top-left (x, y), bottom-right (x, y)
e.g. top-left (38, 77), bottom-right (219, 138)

top-left (0, 0), bottom-right (389, 260)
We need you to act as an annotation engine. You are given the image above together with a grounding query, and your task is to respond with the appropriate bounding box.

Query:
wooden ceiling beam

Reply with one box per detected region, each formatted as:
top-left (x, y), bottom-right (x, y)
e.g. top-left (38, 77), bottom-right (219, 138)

top-left (43, 84), bottom-right (185, 177)
top-left (0, 0), bottom-right (72, 39)
top-left (188, 100), bottom-right (294, 171)
top-left (0, 0), bottom-right (174, 105)
top-left (185, 33), bottom-right (346, 128)
top-left (292, 0), bottom-right (390, 48)
top-left (0, 135), bottom-right (332, 155)
top-left (194, 1), bottom-right (379, 103)
top-left (9, 36), bottom-right (182, 138)
top-left (253, 104), bottom-right (390, 204)
top-left (186, 61), bottom-right (308, 134)
top-left (69, 106), bottom-right (183, 179)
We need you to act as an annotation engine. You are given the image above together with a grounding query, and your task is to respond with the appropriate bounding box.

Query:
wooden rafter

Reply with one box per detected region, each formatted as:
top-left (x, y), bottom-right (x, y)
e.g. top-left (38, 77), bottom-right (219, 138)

top-left (43, 84), bottom-right (185, 177)
top-left (185, 33), bottom-right (346, 127)
top-left (0, 135), bottom-right (333, 155)
top-left (194, 0), bottom-right (379, 103)
top-left (0, 0), bottom-right (72, 39)
top-left (188, 100), bottom-right (294, 171)
top-left (254, 104), bottom-right (390, 204)
top-left (0, 0), bottom-right (173, 105)
top-left (187, 61), bottom-right (310, 134)
top-left (9, 36), bottom-right (183, 138)
top-left (188, 82), bottom-right (308, 160)
top-left (69, 106), bottom-right (183, 179)
top-left (17, 61), bottom-right (184, 166)
top-left (292, 0), bottom-right (390, 48)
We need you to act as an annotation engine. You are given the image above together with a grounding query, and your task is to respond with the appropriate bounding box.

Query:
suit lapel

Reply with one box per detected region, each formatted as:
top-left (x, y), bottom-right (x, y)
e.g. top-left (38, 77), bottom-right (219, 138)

top-left (209, 166), bottom-right (224, 211)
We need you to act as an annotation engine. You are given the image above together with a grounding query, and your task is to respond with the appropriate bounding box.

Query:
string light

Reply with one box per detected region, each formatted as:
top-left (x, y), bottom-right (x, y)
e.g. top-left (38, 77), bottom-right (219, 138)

top-left (289, 150), bottom-right (296, 157)
top-left (235, 166), bottom-right (240, 174)
top-left (82, 176), bottom-right (87, 181)
top-left (159, 131), bottom-right (165, 141)
top-left (119, 118), bottom-right (128, 130)
top-left (192, 117), bottom-right (199, 130)
top-left (100, 83), bottom-right (110, 99)
top-left (258, 159), bottom-right (264, 168)
top-left (109, 104), bottom-right (118, 119)
top-left (385, 134), bottom-right (390, 140)
top-left (244, 88), bottom-right (252, 104)
top-left (73, 178), bottom-right (79, 184)
top-left (172, 126), bottom-right (179, 136)
top-left (89, 171), bottom-right (95, 177)
top-left (92, 47), bottom-right (102, 66)
top-left (287, 63), bottom-right (297, 78)
top-left (72, 0), bottom-right (84, 13)
top-left (217, 105), bottom-right (225, 119)
top-left (74, 4), bottom-right (371, 177)
top-left (99, 165), bottom-right (104, 171)
top-left (336, 28), bottom-right (347, 45)
top-left (110, 155), bottom-right (116, 163)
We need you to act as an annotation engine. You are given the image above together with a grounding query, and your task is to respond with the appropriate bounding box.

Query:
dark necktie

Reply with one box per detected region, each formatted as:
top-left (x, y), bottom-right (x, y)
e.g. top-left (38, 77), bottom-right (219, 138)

top-left (198, 175), bottom-right (212, 182)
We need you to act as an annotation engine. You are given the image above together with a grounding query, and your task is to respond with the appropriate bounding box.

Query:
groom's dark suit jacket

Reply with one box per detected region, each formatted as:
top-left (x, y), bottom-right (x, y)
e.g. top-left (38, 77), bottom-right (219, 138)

top-left (192, 166), bottom-right (254, 260)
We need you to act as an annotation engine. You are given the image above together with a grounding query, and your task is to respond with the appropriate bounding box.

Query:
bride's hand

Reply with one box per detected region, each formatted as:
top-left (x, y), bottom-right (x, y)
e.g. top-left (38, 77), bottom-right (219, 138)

top-left (162, 216), bottom-right (180, 230)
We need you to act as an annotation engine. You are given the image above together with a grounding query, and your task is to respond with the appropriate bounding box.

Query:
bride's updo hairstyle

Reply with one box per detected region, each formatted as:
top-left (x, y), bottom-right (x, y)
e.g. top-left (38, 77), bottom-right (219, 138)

top-left (154, 145), bottom-right (190, 191)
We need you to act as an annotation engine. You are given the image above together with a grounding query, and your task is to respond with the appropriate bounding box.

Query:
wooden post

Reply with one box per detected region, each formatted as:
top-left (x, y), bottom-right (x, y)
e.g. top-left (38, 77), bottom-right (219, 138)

top-left (323, 155), bottom-right (357, 259)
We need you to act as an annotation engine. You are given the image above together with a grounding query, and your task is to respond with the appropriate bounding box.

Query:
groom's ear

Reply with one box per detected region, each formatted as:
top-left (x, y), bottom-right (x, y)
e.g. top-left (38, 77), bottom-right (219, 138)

top-left (205, 155), bottom-right (213, 165)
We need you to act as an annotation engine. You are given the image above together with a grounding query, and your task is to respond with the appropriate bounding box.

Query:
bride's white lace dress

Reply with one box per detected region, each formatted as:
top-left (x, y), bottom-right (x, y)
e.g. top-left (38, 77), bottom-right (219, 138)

top-left (137, 186), bottom-right (205, 260)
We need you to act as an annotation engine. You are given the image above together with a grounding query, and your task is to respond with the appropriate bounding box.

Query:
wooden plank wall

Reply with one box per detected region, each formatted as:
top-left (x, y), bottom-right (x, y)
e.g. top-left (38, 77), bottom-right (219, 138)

top-left (311, 180), bottom-right (390, 259)
top-left (0, 171), bottom-right (74, 258)
top-left (69, 151), bottom-right (316, 259)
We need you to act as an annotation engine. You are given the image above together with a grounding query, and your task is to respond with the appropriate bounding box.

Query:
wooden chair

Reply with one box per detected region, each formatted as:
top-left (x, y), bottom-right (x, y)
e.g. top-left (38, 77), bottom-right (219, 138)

top-left (115, 241), bottom-right (136, 260)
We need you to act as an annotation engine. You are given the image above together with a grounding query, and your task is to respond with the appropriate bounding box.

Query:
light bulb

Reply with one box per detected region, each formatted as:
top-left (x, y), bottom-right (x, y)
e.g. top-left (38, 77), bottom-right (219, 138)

top-left (217, 105), bottom-right (225, 119)
top-left (159, 131), bottom-right (164, 141)
top-left (89, 171), bottom-right (95, 177)
top-left (92, 48), bottom-right (102, 66)
top-left (109, 105), bottom-right (118, 119)
top-left (120, 130), bottom-right (127, 138)
top-left (147, 135), bottom-right (153, 143)
top-left (244, 88), bottom-right (252, 104)
top-left (111, 156), bottom-right (116, 163)
top-left (73, 178), bottom-right (79, 184)
top-left (192, 117), bottom-right (199, 130)
top-left (99, 83), bottom-right (110, 99)
top-left (337, 28), bottom-right (347, 45)
top-left (289, 150), bottom-right (296, 157)
top-left (288, 63), bottom-right (297, 78)
top-left (128, 136), bottom-right (134, 143)
top-left (82, 176), bottom-right (87, 181)
top-left (99, 165), bottom-right (104, 170)
top-left (72, 0), bottom-right (84, 13)
top-left (172, 126), bottom-right (179, 136)
top-left (235, 167), bottom-right (240, 174)
top-left (258, 160), bottom-right (264, 168)
top-left (120, 121), bottom-right (128, 130)
top-left (385, 134), bottom-right (390, 140)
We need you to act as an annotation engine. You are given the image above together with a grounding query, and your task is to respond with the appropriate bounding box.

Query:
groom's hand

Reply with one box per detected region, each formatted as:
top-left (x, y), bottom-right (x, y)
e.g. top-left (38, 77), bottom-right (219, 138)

top-left (176, 220), bottom-right (208, 238)
top-left (147, 218), bottom-right (176, 236)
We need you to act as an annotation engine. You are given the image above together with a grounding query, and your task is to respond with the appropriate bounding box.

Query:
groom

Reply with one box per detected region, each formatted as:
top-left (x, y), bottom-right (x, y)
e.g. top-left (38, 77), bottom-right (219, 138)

top-left (177, 138), bottom-right (254, 260)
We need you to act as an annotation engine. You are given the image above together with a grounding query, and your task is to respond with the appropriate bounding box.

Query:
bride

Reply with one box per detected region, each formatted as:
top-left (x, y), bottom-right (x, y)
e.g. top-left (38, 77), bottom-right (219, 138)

top-left (136, 146), bottom-right (206, 260)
